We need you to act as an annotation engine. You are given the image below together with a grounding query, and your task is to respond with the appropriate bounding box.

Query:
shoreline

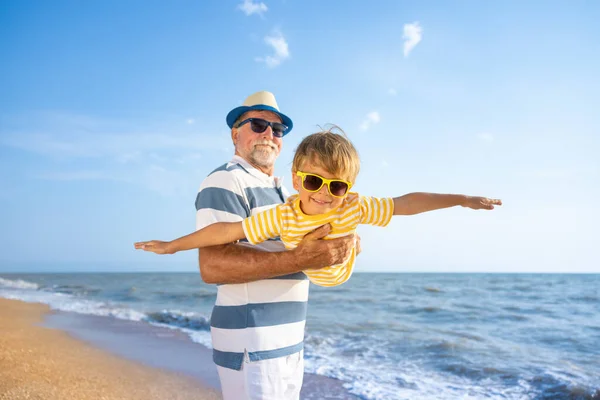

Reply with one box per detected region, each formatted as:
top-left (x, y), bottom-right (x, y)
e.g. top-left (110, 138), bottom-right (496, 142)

top-left (0, 298), bottom-right (221, 400)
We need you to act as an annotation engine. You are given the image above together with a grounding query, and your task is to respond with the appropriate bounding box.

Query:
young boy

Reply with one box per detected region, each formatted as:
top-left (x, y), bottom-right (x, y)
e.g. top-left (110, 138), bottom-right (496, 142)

top-left (135, 127), bottom-right (502, 287)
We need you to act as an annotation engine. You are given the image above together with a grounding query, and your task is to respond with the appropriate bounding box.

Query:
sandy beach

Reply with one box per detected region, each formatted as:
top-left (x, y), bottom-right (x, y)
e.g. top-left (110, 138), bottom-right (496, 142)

top-left (0, 298), bottom-right (221, 400)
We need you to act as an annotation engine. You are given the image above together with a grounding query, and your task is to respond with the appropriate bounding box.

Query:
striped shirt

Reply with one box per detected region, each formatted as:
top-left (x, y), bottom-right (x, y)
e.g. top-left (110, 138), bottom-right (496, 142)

top-left (242, 193), bottom-right (394, 287)
top-left (195, 155), bottom-right (308, 371)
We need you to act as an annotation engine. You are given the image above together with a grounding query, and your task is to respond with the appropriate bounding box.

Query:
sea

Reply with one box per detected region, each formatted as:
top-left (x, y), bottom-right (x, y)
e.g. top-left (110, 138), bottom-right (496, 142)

top-left (1, 272), bottom-right (599, 400)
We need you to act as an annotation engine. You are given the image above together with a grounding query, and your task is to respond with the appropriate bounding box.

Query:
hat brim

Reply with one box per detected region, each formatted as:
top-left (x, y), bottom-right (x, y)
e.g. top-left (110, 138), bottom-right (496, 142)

top-left (226, 105), bottom-right (293, 136)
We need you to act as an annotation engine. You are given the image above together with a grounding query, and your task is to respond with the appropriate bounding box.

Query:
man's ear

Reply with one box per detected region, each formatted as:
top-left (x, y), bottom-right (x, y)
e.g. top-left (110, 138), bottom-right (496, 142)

top-left (231, 128), bottom-right (238, 145)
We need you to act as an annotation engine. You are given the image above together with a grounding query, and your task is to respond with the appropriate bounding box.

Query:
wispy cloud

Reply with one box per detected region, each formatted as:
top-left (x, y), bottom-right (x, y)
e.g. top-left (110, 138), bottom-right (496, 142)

top-left (360, 111), bottom-right (381, 131)
top-left (237, 0), bottom-right (268, 17)
top-left (0, 112), bottom-right (229, 196)
top-left (255, 31), bottom-right (290, 68)
top-left (478, 132), bottom-right (494, 142)
top-left (2, 131), bottom-right (218, 158)
top-left (403, 22), bottom-right (423, 57)
top-left (388, 88), bottom-right (397, 96)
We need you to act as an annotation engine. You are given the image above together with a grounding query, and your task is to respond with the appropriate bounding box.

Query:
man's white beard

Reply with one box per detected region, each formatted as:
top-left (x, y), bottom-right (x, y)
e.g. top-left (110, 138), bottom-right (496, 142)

top-left (249, 141), bottom-right (278, 168)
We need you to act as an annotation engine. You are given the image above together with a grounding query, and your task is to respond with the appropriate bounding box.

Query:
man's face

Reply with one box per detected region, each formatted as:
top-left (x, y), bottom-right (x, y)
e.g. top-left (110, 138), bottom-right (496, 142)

top-left (232, 110), bottom-right (283, 174)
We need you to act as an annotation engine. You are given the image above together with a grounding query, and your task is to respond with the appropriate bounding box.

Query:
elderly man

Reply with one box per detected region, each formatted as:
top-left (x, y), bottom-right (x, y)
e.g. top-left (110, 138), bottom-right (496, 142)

top-left (195, 91), bottom-right (355, 400)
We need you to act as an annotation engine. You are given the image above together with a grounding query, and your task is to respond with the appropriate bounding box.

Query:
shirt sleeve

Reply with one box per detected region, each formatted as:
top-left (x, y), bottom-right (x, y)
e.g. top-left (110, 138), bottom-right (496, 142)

top-left (195, 166), bottom-right (250, 231)
top-left (358, 195), bottom-right (394, 227)
top-left (242, 205), bottom-right (282, 244)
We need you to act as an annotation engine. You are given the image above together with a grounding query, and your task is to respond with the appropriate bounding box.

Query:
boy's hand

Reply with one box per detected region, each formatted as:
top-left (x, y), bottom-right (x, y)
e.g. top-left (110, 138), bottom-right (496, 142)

top-left (133, 240), bottom-right (174, 254)
top-left (462, 196), bottom-right (502, 210)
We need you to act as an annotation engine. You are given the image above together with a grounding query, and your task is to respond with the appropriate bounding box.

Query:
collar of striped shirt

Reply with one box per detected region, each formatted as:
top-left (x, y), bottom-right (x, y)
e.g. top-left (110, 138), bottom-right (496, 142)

top-left (230, 155), bottom-right (285, 188)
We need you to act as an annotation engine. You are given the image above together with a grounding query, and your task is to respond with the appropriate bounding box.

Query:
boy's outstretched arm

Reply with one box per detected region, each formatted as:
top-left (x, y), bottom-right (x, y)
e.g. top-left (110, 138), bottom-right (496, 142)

top-left (393, 193), bottom-right (502, 215)
top-left (134, 222), bottom-right (245, 254)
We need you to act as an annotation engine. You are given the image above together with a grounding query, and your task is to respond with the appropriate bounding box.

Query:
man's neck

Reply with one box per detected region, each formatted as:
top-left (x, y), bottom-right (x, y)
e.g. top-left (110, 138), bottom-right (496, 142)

top-left (234, 153), bottom-right (274, 176)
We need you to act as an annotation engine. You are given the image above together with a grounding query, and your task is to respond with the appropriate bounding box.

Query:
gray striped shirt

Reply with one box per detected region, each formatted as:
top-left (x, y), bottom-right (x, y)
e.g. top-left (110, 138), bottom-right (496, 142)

top-left (195, 155), bottom-right (309, 370)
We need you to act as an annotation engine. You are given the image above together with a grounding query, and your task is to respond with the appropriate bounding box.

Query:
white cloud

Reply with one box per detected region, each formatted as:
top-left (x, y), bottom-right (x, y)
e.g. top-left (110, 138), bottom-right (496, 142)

top-left (360, 111), bottom-right (381, 131)
top-left (237, 0), bottom-right (268, 17)
top-left (117, 151), bottom-right (143, 164)
top-left (403, 22), bottom-right (423, 57)
top-left (388, 88), bottom-right (397, 96)
top-left (478, 132), bottom-right (494, 142)
top-left (0, 112), bottom-right (229, 196)
top-left (175, 153), bottom-right (203, 165)
top-left (186, 118), bottom-right (195, 125)
top-left (2, 131), bottom-right (217, 158)
top-left (256, 32), bottom-right (290, 68)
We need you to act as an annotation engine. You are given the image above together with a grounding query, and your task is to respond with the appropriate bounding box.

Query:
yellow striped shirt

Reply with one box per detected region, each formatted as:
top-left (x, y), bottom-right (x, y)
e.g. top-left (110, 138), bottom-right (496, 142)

top-left (242, 192), bottom-right (394, 287)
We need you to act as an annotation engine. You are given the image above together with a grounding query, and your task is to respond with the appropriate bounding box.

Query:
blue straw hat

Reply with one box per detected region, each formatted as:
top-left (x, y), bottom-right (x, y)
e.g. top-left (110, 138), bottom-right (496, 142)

top-left (226, 91), bottom-right (293, 135)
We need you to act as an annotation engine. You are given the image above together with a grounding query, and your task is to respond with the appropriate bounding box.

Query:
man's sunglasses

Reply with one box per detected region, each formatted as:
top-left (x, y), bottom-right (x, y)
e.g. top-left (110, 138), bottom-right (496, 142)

top-left (237, 118), bottom-right (289, 138)
top-left (296, 171), bottom-right (352, 198)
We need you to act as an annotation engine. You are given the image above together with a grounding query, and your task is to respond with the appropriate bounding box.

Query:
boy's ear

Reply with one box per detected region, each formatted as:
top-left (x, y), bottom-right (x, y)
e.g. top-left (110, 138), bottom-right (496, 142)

top-left (292, 171), bottom-right (300, 191)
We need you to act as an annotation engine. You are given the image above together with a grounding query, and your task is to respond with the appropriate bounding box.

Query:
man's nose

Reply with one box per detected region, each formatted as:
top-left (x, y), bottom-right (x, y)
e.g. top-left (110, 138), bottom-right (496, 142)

top-left (259, 125), bottom-right (275, 139)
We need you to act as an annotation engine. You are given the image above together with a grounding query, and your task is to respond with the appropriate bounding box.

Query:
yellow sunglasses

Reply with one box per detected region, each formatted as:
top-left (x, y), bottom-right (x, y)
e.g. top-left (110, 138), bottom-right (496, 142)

top-left (296, 171), bottom-right (352, 198)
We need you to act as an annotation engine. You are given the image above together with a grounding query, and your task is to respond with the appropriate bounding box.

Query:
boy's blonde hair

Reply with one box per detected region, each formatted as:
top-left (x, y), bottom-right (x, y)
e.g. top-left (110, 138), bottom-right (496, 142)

top-left (292, 125), bottom-right (360, 183)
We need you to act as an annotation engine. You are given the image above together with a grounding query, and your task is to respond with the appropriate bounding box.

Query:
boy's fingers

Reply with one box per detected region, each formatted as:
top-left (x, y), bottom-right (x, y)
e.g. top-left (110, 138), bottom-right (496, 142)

top-left (134, 242), bottom-right (157, 251)
top-left (485, 198), bottom-right (502, 205)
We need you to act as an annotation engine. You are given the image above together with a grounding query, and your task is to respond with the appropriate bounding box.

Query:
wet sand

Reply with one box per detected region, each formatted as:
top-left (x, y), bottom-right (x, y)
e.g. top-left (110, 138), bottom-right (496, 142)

top-left (0, 298), bottom-right (220, 400)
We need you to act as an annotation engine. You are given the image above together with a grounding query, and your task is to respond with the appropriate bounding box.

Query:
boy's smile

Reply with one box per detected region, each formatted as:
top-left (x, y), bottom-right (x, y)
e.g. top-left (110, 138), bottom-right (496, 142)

top-left (292, 161), bottom-right (351, 215)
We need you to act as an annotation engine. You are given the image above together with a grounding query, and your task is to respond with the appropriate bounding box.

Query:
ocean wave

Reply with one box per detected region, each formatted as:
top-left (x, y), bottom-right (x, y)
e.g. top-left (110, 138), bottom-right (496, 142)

top-left (569, 295), bottom-right (599, 303)
top-left (154, 291), bottom-right (216, 302)
top-left (0, 277), bottom-right (39, 290)
top-left (530, 372), bottom-right (600, 400)
top-left (145, 310), bottom-right (211, 332)
top-left (0, 282), bottom-right (214, 350)
top-left (3, 272), bottom-right (599, 400)
top-left (44, 284), bottom-right (102, 296)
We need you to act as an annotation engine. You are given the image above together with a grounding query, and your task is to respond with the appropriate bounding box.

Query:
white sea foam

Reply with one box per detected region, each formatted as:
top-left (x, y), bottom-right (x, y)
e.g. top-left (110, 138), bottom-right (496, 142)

top-left (145, 309), bottom-right (213, 348)
top-left (0, 281), bottom-right (213, 352)
top-left (188, 330), bottom-right (213, 348)
top-left (0, 277), bottom-right (39, 290)
top-left (303, 334), bottom-right (537, 400)
top-left (1, 288), bottom-right (146, 320)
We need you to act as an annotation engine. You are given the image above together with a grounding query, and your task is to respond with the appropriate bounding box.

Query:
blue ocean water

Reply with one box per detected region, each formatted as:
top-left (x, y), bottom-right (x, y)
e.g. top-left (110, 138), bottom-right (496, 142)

top-left (1, 272), bottom-right (599, 400)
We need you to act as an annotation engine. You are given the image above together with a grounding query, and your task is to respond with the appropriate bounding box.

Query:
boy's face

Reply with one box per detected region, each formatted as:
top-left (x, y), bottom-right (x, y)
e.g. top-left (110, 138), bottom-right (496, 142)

top-left (292, 160), bottom-right (350, 215)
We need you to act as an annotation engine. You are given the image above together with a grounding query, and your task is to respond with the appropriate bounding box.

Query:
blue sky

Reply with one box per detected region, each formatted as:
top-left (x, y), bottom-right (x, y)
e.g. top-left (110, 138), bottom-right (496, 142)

top-left (1, 0), bottom-right (598, 273)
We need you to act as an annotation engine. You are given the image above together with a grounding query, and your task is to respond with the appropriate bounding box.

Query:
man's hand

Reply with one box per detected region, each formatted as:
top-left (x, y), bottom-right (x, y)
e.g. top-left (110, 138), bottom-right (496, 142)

top-left (134, 240), bottom-right (174, 254)
top-left (462, 196), bottom-right (502, 210)
top-left (292, 224), bottom-right (356, 270)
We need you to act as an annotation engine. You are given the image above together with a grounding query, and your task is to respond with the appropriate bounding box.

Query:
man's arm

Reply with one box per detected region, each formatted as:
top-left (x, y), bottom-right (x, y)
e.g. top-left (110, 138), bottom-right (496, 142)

top-left (393, 193), bottom-right (502, 215)
top-left (198, 225), bottom-right (355, 284)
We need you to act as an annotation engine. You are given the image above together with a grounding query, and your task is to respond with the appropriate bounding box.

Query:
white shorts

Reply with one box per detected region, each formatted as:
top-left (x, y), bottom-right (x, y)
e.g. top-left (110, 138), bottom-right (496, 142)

top-left (216, 350), bottom-right (304, 400)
